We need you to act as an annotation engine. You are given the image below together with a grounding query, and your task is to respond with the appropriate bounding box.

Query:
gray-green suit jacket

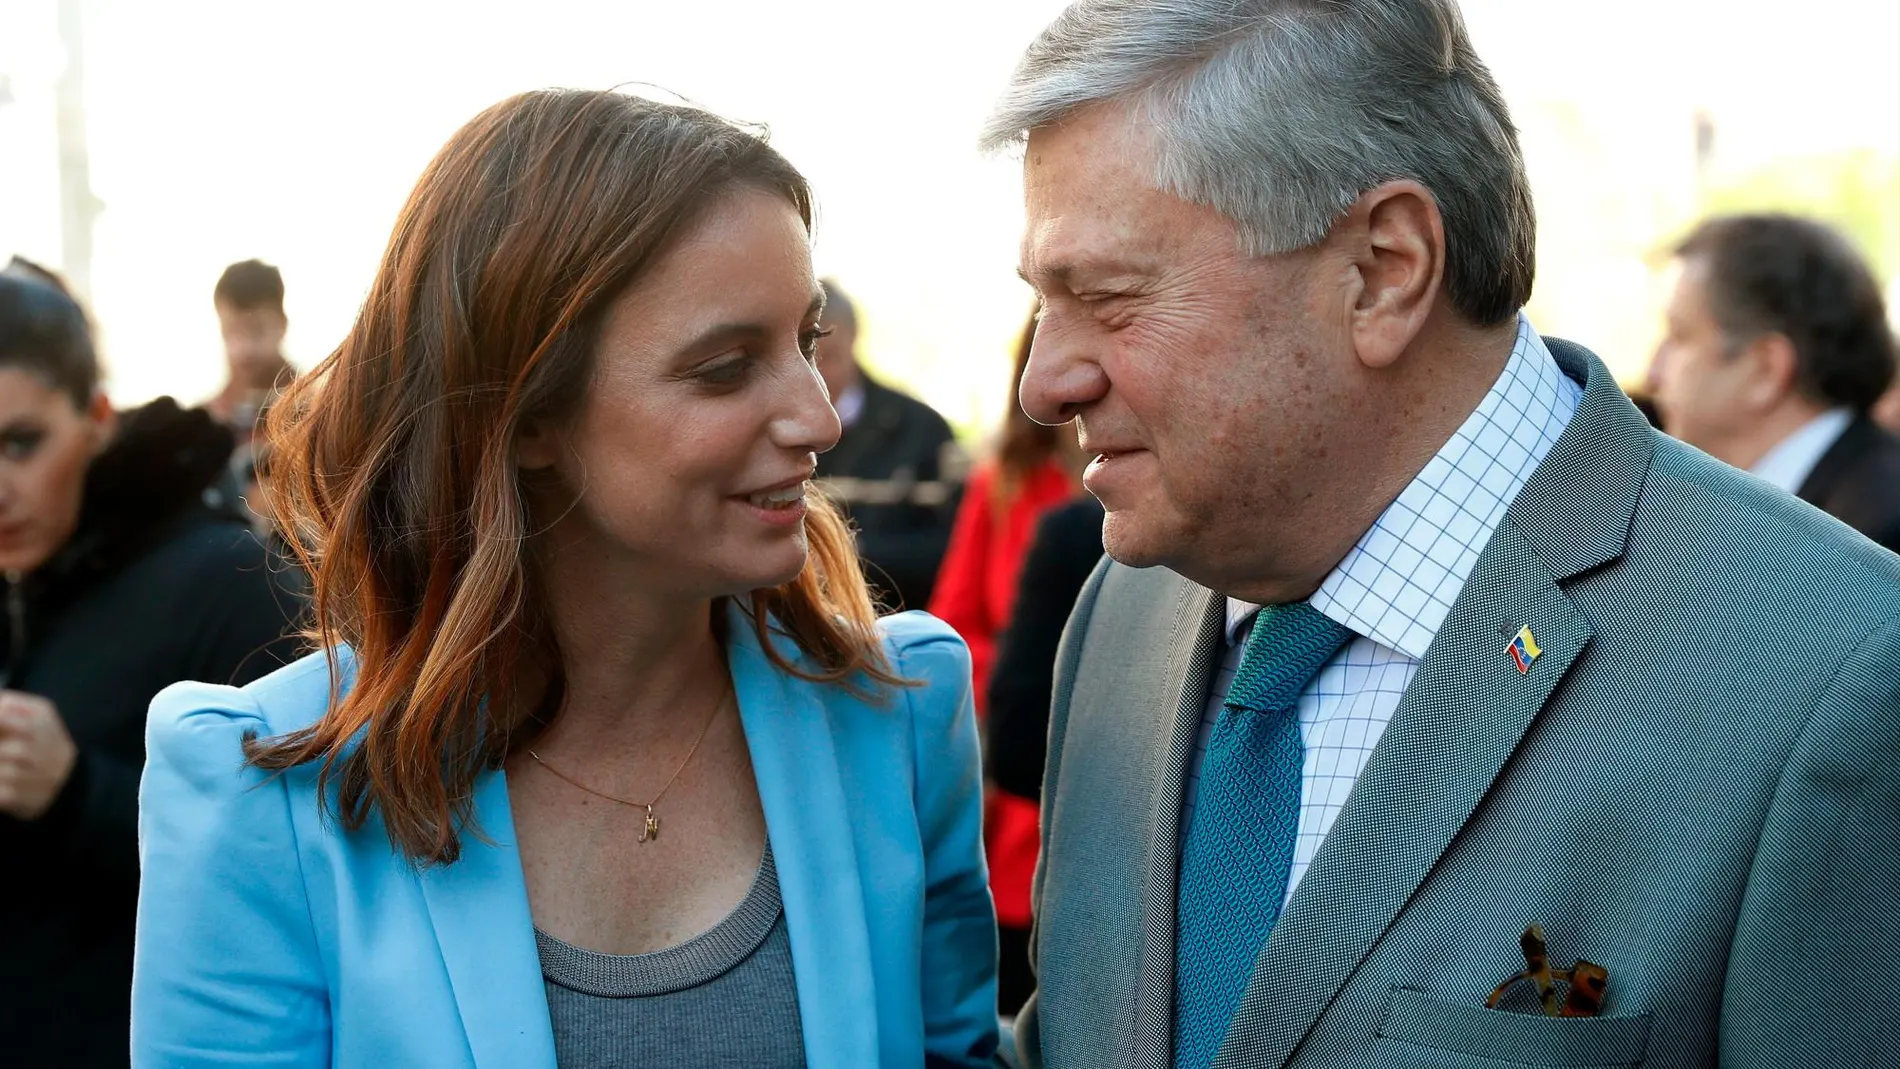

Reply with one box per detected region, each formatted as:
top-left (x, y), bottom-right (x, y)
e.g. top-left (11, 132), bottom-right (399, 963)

top-left (1013, 339), bottom-right (1900, 1068)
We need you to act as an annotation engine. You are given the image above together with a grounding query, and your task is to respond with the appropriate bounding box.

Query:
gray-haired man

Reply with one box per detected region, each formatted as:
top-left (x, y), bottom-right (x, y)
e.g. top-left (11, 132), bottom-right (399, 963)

top-left (984, 2), bottom-right (1900, 1067)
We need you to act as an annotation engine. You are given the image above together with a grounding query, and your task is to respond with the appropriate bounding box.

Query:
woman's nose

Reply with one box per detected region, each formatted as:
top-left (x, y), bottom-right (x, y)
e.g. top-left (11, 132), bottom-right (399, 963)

top-left (777, 357), bottom-right (844, 456)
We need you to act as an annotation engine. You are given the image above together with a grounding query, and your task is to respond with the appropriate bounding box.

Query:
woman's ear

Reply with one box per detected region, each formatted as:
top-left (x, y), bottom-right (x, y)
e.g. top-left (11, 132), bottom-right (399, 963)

top-left (515, 419), bottom-right (561, 471)
top-left (85, 390), bottom-right (117, 454)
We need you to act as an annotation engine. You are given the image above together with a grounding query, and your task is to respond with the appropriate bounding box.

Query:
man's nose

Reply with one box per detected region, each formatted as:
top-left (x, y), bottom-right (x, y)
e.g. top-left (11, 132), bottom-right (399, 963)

top-left (1018, 322), bottom-right (1109, 427)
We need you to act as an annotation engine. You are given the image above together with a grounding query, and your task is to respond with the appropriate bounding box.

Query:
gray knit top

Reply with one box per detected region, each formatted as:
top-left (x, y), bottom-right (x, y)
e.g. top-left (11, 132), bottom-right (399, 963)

top-left (535, 844), bottom-right (804, 1069)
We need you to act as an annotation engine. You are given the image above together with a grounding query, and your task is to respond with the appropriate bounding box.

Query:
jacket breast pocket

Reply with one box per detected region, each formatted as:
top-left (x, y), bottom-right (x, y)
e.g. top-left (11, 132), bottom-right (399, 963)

top-left (1374, 986), bottom-right (1651, 1068)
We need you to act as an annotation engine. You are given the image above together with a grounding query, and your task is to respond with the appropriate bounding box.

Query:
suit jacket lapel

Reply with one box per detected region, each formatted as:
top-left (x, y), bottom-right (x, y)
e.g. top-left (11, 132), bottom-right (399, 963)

top-left (1131, 583), bottom-right (1228, 1069)
top-left (417, 768), bottom-right (560, 1069)
top-left (1213, 339), bottom-right (1653, 1069)
top-left (1794, 413), bottom-right (1874, 509)
top-left (726, 606), bottom-right (880, 1069)
top-left (1213, 524), bottom-right (1593, 1069)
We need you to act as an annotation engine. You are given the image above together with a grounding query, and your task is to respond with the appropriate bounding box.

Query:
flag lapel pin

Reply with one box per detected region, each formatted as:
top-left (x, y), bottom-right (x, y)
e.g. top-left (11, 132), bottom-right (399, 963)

top-left (1508, 626), bottom-right (1541, 674)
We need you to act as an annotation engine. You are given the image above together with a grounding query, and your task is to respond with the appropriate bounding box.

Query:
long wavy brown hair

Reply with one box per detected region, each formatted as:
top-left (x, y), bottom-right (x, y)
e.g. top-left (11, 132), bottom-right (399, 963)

top-left (250, 90), bottom-right (892, 865)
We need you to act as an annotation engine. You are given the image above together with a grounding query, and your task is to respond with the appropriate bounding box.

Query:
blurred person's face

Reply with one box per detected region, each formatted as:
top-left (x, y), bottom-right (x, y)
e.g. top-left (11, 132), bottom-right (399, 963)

top-left (516, 188), bottom-right (840, 599)
top-left (813, 314), bottom-right (858, 401)
top-left (0, 369), bottom-right (115, 574)
top-left (1016, 102), bottom-right (1372, 591)
top-left (1652, 257), bottom-right (1782, 462)
top-left (1875, 382), bottom-right (1900, 435)
top-left (216, 301), bottom-right (288, 378)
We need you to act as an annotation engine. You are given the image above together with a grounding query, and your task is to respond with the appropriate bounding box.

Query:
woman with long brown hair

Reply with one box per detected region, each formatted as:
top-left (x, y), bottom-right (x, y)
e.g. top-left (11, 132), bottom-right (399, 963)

top-left (131, 90), bottom-right (998, 1068)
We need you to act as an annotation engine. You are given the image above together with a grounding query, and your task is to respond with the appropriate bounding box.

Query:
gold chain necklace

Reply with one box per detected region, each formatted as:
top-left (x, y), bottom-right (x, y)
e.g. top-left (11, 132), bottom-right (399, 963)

top-left (527, 687), bottom-right (731, 844)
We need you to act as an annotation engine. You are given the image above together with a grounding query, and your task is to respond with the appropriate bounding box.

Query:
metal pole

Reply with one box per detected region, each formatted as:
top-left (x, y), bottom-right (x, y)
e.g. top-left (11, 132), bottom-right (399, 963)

top-left (55, 0), bottom-right (100, 302)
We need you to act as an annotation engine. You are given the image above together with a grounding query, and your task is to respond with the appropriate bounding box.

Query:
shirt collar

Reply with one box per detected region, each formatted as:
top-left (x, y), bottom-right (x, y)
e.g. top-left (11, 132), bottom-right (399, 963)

top-left (1227, 315), bottom-right (1582, 657)
top-left (1748, 407), bottom-right (1854, 494)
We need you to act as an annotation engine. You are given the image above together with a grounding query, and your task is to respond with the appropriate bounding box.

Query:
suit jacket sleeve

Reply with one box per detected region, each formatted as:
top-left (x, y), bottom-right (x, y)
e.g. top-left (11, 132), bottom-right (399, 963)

top-left (133, 681), bottom-right (331, 1067)
top-left (1009, 556), bottom-right (1113, 1069)
top-left (895, 624), bottom-right (1004, 1068)
top-left (1721, 610), bottom-right (1900, 1066)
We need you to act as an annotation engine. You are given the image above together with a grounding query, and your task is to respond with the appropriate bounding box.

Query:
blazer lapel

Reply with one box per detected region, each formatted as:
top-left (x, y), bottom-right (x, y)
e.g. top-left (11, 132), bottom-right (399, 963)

top-left (1131, 583), bottom-right (1228, 1069)
top-left (727, 607), bottom-right (880, 1069)
top-left (1214, 524), bottom-right (1592, 1069)
top-left (1213, 339), bottom-right (1654, 1069)
top-left (417, 767), bottom-right (559, 1069)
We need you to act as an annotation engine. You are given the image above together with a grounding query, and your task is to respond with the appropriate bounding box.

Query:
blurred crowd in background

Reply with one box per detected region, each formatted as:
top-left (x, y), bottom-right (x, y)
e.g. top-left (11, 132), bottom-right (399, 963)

top-left (5, 200), bottom-right (1899, 1054)
top-left (0, 0), bottom-right (1896, 1063)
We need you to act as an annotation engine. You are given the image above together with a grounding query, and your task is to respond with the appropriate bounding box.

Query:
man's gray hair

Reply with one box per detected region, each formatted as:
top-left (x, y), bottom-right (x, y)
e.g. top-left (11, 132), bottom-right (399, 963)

top-left (981, 0), bottom-right (1534, 326)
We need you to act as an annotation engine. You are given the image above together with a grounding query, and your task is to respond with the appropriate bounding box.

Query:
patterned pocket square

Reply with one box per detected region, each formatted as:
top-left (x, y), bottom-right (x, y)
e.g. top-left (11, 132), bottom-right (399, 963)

top-left (1485, 925), bottom-right (1609, 1018)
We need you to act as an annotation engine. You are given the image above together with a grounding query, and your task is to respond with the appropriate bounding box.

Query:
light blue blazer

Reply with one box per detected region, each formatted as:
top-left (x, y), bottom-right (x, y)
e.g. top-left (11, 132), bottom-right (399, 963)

top-left (132, 607), bottom-right (1000, 1068)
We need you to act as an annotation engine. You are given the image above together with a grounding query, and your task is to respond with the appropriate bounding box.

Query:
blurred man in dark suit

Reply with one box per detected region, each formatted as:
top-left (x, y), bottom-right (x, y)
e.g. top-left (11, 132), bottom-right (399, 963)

top-left (812, 279), bottom-right (964, 609)
top-left (1653, 213), bottom-right (1900, 551)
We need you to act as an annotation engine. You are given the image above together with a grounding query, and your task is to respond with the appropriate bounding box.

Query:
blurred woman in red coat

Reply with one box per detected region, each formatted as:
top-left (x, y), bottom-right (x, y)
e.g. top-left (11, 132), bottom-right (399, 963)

top-left (928, 308), bottom-right (1082, 1013)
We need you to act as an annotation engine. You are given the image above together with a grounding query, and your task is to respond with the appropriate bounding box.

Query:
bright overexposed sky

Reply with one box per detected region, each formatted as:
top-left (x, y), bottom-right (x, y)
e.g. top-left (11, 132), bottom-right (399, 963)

top-left (2, 0), bottom-right (1897, 433)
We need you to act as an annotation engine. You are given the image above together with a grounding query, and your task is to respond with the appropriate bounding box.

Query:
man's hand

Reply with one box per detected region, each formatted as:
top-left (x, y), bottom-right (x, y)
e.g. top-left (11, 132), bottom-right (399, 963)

top-left (0, 691), bottom-right (79, 820)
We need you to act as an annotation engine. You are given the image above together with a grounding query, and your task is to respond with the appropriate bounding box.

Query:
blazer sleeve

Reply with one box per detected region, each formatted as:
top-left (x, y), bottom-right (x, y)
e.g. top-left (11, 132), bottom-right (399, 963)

top-left (893, 623), bottom-right (1003, 1068)
top-left (133, 681), bottom-right (331, 1068)
top-left (1721, 610), bottom-right (1900, 1067)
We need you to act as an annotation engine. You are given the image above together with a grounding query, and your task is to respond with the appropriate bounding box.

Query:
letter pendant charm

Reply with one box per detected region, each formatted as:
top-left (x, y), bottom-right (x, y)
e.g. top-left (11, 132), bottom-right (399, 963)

top-left (639, 805), bottom-right (660, 844)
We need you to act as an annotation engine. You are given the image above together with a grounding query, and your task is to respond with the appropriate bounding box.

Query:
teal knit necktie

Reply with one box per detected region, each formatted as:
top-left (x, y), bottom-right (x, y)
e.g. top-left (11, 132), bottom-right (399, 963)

top-left (1173, 602), bottom-right (1355, 1069)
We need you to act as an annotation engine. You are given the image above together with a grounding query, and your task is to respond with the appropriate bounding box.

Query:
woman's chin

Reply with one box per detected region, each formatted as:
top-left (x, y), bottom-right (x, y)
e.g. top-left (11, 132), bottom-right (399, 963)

top-left (721, 544), bottom-right (810, 597)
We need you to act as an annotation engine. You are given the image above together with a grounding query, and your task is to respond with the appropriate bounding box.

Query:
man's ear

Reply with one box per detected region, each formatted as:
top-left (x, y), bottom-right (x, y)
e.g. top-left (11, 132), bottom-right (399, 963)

top-left (85, 390), bottom-right (117, 454)
top-left (516, 419), bottom-right (561, 471)
top-left (1738, 332), bottom-right (1800, 410)
top-left (1342, 179), bottom-right (1445, 371)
